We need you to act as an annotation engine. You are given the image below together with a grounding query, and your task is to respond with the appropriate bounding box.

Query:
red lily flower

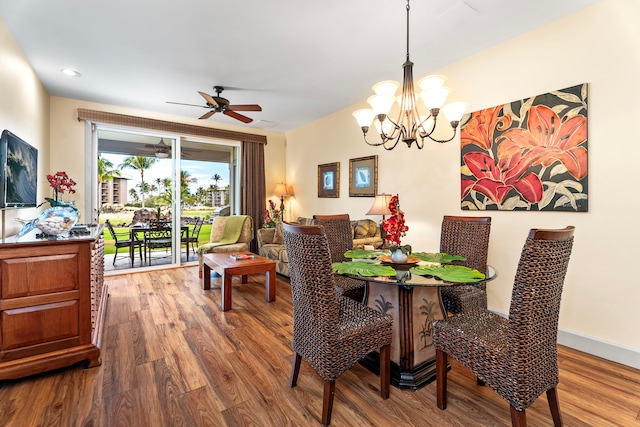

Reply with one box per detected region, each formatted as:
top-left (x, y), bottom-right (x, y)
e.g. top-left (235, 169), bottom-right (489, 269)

top-left (461, 105), bottom-right (512, 151)
top-left (462, 151), bottom-right (543, 205)
top-left (497, 105), bottom-right (587, 180)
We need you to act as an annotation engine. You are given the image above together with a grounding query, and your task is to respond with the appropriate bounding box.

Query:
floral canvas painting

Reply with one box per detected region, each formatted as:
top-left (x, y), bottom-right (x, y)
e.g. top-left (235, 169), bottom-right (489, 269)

top-left (460, 83), bottom-right (588, 211)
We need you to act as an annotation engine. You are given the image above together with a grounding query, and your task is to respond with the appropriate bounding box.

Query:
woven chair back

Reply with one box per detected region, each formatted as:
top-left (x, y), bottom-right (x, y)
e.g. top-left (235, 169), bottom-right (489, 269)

top-left (508, 226), bottom-right (575, 386)
top-left (282, 223), bottom-right (339, 343)
top-left (313, 214), bottom-right (353, 263)
top-left (440, 215), bottom-right (491, 274)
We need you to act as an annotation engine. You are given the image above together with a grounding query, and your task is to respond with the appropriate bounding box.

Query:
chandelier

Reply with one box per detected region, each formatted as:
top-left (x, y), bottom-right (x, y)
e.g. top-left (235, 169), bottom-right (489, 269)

top-left (352, 0), bottom-right (468, 150)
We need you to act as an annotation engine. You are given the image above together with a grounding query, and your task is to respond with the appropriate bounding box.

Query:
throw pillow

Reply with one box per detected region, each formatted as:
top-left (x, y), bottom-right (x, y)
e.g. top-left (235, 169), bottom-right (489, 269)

top-left (354, 220), bottom-right (374, 238)
top-left (273, 222), bottom-right (285, 245)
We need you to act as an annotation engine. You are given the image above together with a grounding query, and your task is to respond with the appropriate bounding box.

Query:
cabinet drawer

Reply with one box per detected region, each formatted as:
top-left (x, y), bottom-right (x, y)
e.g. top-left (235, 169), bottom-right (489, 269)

top-left (0, 300), bottom-right (79, 351)
top-left (0, 253), bottom-right (79, 299)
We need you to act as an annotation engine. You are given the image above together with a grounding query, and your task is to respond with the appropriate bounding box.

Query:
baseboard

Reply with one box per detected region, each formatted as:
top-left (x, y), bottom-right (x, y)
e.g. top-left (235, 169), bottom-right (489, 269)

top-left (491, 309), bottom-right (640, 370)
top-left (557, 329), bottom-right (640, 369)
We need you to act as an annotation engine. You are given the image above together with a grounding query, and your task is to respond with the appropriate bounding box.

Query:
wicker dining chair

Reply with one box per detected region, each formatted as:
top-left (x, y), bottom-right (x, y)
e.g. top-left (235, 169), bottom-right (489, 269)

top-left (433, 226), bottom-right (575, 427)
top-left (439, 215), bottom-right (492, 315)
top-left (313, 214), bottom-right (366, 302)
top-left (282, 222), bottom-right (393, 426)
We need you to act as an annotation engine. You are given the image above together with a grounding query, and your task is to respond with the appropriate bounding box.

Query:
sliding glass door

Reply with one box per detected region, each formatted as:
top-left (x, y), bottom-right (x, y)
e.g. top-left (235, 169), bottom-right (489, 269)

top-left (94, 126), bottom-right (240, 272)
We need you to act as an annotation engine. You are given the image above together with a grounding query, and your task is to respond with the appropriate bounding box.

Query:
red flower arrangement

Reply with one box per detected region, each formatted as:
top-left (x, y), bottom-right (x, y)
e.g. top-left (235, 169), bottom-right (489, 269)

top-left (45, 171), bottom-right (76, 206)
top-left (382, 195), bottom-right (409, 250)
top-left (263, 199), bottom-right (282, 228)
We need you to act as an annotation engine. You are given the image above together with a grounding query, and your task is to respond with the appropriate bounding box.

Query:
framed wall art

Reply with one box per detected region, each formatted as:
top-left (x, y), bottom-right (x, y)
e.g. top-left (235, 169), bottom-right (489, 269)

top-left (460, 83), bottom-right (588, 212)
top-left (349, 155), bottom-right (377, 197)
top-left (318, 162), bottom-right (340, 198)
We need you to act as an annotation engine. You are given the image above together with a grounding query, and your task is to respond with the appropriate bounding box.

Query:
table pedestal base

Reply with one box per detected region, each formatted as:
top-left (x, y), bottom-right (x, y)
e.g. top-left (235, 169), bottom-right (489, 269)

top-left (363, 281), bottom-right (447, 390)
top-left (360, 352), bottom-right (438, 390)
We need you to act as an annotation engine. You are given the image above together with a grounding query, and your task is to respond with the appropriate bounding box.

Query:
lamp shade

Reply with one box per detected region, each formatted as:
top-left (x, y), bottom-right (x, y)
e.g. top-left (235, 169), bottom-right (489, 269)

top-left (442, 101), bottom-right (469, 122)
top-left (353, 109), bottom-right (375, 127)
top-left (272, 183), bottom-right (289, 197)
top-left (367, 193), bottom-right (393, 216)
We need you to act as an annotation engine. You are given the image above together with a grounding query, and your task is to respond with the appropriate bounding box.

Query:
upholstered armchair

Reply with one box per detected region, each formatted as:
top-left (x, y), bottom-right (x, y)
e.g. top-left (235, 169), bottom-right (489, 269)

top-left (197, 215), bottom-right (254, 278)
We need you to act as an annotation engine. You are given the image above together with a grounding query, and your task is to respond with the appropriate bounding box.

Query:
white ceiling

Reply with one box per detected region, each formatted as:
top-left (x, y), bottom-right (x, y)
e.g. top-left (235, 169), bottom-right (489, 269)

top-left (0, 0), bottom-right (599, 133)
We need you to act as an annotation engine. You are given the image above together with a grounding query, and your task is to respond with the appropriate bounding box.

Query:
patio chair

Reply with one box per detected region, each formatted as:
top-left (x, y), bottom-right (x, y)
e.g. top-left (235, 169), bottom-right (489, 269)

top-left (282, 222), bottom-right (392, 426)
top-left (144, 227), bottom-right (173, 264)
top-left (105, 219), bottom-right (142, 266)
top-left (433, 226), bottom-right (575, 427)
top-left (181, 216), bottom-right (204, 261)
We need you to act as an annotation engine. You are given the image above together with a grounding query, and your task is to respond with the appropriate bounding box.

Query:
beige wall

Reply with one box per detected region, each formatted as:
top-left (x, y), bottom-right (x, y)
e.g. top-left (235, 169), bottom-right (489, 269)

top-left (0, 17), bottom-right (50, 237)
top-left (49, 97), bottom-right (287, 218)
top-left (285, 0), bottom-right (640, 364)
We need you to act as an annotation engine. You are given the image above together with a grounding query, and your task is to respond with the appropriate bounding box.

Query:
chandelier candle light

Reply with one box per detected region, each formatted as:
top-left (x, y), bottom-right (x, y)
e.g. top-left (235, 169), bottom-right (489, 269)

top-left (352, 0), bottom-right (468, 150)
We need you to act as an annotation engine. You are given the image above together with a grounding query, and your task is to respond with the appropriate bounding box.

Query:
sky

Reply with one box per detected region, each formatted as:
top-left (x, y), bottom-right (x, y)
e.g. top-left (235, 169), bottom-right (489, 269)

top-left (102, 153), bottom-right (230, 201)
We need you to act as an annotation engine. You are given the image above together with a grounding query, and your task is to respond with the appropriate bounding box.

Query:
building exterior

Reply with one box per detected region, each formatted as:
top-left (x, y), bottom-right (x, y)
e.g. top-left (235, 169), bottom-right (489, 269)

top-left (100, 177), bottom-right (129, 206)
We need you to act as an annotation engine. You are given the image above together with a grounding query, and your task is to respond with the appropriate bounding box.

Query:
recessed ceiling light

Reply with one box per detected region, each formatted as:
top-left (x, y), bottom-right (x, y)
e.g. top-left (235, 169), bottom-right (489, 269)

top-left (61, 68), bottom-right (81, 77)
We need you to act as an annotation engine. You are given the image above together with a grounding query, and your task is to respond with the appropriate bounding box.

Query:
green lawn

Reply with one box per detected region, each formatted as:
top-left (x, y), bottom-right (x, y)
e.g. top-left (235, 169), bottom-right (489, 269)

top-left (102, 223), bottom-right (211, 255)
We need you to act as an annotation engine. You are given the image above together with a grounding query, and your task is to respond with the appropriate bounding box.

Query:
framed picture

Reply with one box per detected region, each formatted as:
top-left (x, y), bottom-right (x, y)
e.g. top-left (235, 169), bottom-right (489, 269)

top-left (349, 155), bottom-right (377, 197)
top-left (318, 162), bottom-right (340, 198)
top-left (460, 83), bottom-right (588, 211)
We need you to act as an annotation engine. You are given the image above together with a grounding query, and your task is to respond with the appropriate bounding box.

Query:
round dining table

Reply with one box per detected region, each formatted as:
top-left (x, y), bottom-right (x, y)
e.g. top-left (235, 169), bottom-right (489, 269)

top-left (340, 261), bottom-right (496, 390)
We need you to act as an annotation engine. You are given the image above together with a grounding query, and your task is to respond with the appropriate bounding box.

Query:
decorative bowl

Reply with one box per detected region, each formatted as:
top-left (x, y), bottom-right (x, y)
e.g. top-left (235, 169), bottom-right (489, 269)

top-left (35, 206), bottom-right (79, 236)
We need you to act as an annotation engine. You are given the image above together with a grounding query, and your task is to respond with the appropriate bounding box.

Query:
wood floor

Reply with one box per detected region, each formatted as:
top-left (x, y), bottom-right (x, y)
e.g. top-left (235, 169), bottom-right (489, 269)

top-left (1, 267), bottom-right (638, 426)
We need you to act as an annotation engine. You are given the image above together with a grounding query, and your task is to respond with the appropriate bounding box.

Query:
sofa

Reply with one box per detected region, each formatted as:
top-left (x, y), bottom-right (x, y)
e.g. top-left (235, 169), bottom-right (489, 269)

top-left (257, 217), bottom-right (382, 277)
top-left (197, 215), bottom-right (254, 278)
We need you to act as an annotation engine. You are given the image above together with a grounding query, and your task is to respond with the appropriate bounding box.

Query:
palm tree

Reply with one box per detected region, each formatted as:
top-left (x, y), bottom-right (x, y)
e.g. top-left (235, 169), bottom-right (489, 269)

top-left (210, 174), bottom-right (222, 207)
top-left (98, 157), bottom-right (122, 187)
top-left (207, 184), bottom-right (216, 207)
top-left (129, 188), bottom-right (139, 202)
top-left (119, 156), bottom-right (158, 208)
top-left (180, 170), bottom-right (197, 200)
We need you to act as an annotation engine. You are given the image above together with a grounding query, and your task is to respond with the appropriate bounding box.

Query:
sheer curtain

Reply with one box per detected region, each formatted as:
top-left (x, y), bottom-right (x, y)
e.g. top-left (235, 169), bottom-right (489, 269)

top-left (241, 141), bottom-right (265, 253)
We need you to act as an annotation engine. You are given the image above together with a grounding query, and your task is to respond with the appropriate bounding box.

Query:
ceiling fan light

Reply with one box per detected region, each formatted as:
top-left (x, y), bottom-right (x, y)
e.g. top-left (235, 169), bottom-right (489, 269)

top-left (155, 151), bottom-right (169, 158)
top-left (372, 80), bottom-right (400, 96)
top-left (420, 86), bottom-right (451, 110)
top-left (417, 75), bottom-right (446, 91)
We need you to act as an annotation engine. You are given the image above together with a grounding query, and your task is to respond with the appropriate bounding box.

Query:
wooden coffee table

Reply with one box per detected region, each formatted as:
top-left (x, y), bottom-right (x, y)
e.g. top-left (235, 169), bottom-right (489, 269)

top-left (202, 252), bottom-right (276, 311)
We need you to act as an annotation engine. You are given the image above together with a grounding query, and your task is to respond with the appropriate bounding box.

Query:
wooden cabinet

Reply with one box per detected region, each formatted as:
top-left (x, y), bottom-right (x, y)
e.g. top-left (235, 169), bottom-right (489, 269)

top-left (0, 227), bottom-right (107, 380)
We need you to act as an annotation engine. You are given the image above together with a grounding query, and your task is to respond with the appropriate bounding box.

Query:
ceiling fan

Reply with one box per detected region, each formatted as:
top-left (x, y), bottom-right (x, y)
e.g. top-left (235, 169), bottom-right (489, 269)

top-left (167, 86), bottom-right (262, 123)
top-left (144, 139), bottom-right (201, 159)
top-left (145, 139), bottom-right (171, 158)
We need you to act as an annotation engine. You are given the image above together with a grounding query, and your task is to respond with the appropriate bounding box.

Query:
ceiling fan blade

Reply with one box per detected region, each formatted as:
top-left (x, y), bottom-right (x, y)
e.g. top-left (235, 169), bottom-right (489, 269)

top-left (228, 104), bottom-right (262, 112)
top-left (166, 101), bottom-right (207, 108)
top-left (198, 91), bottom-right (219, 108)
top-left (199, 110), bottom-right (215, 120)
top-left (224, 110), bottom-right (253, 123)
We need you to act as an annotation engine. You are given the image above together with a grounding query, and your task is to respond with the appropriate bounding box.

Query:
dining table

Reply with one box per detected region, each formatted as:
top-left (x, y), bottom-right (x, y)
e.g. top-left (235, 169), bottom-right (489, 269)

top-left (334, 251), bottom-right (496, 390)
top-left (128, 223), bottom-right (190, 267)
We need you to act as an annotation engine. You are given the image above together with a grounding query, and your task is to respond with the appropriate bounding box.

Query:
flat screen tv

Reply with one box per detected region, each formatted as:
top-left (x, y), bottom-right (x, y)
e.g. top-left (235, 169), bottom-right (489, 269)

top-left (0, 130), bottom-right (38, 209)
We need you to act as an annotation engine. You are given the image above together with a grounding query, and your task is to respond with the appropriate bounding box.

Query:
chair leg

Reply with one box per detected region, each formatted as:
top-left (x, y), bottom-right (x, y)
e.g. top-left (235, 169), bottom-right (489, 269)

top-left (379, 344), bottom-right (390, 399)
top-left (290, 352), bottom-right (302, 387)
top-left (322, 380), bottom-right (336, 426)
top-left (113, 247), bottom-right (118, 265)
top-left (436, 349), bottom-right (448, 410)
top-left (510, 405), bottom-right (527, 427)
top-left (546, 387), bottom-right (563, 426)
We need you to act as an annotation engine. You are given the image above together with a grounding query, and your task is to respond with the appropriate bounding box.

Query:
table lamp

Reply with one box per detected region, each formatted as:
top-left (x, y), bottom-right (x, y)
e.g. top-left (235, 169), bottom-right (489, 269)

top-left (272, 182), bottom-right (290, 212)
top-left (366, 193), bottom-right (392, 246)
